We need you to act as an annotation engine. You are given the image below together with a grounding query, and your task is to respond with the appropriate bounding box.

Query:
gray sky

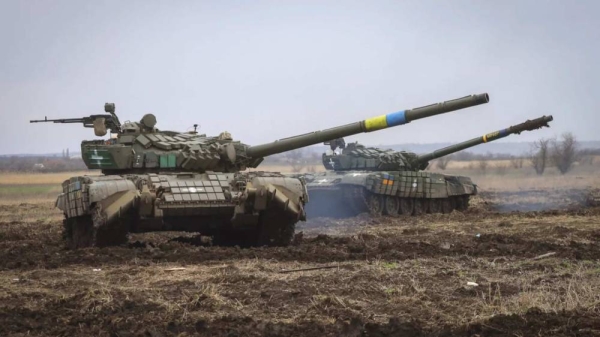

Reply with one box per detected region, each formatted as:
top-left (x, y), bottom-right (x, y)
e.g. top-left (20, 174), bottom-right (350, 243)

top-left (1, 0), bottom-right (598, 155)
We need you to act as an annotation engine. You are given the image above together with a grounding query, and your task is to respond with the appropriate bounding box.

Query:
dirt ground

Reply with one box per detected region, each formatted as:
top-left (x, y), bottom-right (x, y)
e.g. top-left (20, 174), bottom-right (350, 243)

top-left (1, 188), bottom-right (600, 336)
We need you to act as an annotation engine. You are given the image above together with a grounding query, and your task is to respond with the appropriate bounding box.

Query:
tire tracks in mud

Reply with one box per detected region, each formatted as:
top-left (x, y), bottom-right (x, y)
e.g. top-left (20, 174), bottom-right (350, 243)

top-left (134, 310), bottom-right (600, 337)
top-left (3, 306), bottom-right (597, 337)
top-left (1, 209), bottom-right (600, 271)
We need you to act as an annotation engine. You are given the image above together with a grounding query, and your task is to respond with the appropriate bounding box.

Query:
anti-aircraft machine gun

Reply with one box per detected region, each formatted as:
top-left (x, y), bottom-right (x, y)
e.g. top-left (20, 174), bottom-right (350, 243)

top-left (30, 103), bottom-right (122, 136)
top-left (303, 115), bottom-right (553, 217)
top-left (30, 93), bottom-right (489, 248)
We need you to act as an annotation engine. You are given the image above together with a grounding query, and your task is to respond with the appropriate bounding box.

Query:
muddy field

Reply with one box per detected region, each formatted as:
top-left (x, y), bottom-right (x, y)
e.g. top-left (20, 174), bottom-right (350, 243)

top-left (1, 188), bottom-right (600, 336)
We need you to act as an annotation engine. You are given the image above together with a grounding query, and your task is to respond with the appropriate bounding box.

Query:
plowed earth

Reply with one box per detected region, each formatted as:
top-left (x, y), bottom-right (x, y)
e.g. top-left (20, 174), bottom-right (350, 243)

top-left (1, 191), bottom-right (600, 336)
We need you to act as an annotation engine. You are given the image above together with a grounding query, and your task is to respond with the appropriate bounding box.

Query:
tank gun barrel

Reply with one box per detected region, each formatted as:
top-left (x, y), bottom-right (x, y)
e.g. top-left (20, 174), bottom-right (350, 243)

top-left (416, 115), bottom-right (553, 163)
top-left (246, 93), bottom-right (489, 158)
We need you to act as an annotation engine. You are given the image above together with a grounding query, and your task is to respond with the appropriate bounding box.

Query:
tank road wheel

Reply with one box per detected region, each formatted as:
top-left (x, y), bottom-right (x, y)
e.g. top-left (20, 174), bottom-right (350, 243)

top-left (257, 210), bottom-right (297, 247)
top-left (441, 198), bottom-right (453, 214)
top-left (413, 199), bottom-right (425, 216)
top-left (383, 196), bottom-right (400, 216)
top-left (428, 199), bottom-right (442, 214)
top-left (399, 198), bottom-right (414, 215)
top-left (366, 194), bottom-right (384, 216)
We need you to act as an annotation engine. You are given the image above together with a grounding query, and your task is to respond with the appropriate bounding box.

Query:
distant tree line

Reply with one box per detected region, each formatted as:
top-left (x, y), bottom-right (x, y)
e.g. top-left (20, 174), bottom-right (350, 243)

top-left (434, 132), bottom-right (597, 176)
top-left (262, 149), bottom-right (322, 171)
top-left (0, 156), bottom-right (87, 173)
top-left (451, 151), bottom-right (516, 161)
top-left (528, 132), bottom-right (584, 175)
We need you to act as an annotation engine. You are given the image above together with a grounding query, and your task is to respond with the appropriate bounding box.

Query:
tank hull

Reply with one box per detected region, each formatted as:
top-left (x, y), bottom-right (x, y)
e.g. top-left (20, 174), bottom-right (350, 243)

top-left (56, 172), bottom-right (308, 248)
top-left (301, 171), bottom-right (477, 218)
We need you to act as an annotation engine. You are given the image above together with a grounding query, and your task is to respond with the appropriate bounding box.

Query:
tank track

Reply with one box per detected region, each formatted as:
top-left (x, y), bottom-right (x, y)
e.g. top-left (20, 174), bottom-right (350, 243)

top-left (63, 210), bottom-right (297, 249)
top-left (63, 205), bottom-right (298, 249)
top-left (212, 209), bottom-right (296, 247)
top-left (62, 205), bottom-right (132, 249)
top-left (63, 208), bottom-right (297, 249)
top-left (306, 186), bottom-right (471, 218)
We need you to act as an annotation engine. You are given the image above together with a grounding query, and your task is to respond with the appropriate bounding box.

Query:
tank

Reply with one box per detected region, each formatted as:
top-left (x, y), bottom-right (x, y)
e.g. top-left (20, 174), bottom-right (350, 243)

top-left (301, 115), bottom-right (553, 217)
top-left (30, 93), bottom-right (489, 248)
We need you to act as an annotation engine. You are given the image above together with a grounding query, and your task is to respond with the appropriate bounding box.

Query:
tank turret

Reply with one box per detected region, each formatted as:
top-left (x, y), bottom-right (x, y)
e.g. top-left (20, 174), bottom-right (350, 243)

top-left (30, 94), bottom-right (489, 174)
top-left (323, 115), bottom-right (553, 172)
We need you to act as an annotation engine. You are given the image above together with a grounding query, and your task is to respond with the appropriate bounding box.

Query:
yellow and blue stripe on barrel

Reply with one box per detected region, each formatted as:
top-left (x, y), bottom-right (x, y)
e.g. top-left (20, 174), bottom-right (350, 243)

top-left (482, 128), bottom-right (509, 143)
top-left (364, 111), bottom-right (407, 131)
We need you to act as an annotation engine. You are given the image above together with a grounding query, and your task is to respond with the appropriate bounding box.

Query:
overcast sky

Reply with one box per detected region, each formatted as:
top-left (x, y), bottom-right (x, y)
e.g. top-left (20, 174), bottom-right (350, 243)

top-left (1, 0), bottom-right (598, 155)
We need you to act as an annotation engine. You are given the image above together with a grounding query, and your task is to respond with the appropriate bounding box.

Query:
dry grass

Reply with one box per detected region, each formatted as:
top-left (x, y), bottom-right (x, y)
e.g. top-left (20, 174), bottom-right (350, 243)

top-left (0, 171), bottom-right (97, 185)
top-left (0, 185), bottom-right (63, 202)
top-left (0, 171), bottom-right (99, 203)
top-left (471, 173), bottom-right (600, 191)
top-left (445, 155), bottom-right (600, 170)
top-left (0, 202), bottom-right (62, 224)
top-left (488, 263), bottom-right (600, 315)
